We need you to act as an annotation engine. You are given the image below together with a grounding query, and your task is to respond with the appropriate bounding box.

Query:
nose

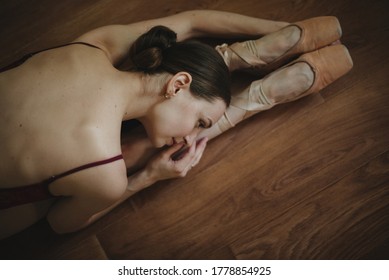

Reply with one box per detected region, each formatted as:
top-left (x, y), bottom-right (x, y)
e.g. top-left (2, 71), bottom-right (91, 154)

top-left (183, 135), bottom-right (194, 146)
top-left (184, 129), bottom-right (199, 146)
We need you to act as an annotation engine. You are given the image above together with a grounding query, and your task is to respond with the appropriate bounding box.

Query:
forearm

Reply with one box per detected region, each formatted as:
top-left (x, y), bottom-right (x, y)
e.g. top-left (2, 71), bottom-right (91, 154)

top-left (182, 10), bottom-right (289, 39)
top-left (127, 167), bottom-right (157, 192)
top-left (76, 10), bottom-right (288, 65)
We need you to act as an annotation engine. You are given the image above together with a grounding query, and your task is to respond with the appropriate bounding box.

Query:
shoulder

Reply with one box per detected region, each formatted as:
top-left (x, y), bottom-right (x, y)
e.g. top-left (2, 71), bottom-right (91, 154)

top-left (73, 25), bottom-right (139, 65)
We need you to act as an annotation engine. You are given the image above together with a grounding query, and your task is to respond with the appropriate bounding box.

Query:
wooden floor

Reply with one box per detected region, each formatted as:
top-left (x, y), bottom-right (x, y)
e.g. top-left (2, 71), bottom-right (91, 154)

top-left (1, 0), bottom-right (388, 259)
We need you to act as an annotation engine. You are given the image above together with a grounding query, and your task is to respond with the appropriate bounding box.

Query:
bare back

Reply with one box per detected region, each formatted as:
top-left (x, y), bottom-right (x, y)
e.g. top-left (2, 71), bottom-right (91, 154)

top-left (0, 44), bottom-right (128, 237)
top-left (0, 44), bottom-right (126, 187)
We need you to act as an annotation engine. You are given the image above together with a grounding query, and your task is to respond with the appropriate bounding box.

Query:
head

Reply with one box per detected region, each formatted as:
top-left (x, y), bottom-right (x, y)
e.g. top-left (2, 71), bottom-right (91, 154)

top-left (130, 26), bottom-right (231, 147)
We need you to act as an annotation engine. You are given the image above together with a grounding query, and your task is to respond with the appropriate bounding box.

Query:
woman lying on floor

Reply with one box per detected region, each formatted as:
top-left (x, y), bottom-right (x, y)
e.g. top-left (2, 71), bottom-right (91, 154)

top-left (0, 10), bottom-right (352, 239)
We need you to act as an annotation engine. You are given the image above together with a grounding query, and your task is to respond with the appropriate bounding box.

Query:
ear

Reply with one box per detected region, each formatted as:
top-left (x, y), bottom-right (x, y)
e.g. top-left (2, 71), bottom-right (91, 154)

top-left (165, 72), bottom-right (192, 98)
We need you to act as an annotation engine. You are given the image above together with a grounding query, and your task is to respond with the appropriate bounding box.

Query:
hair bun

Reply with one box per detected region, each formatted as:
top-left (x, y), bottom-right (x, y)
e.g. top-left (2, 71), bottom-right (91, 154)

top-left (130, 25), bottom-right (177, 72)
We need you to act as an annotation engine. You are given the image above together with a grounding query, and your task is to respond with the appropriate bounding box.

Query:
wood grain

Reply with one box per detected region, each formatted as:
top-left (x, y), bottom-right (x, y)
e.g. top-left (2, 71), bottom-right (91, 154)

top-left (0, 0), bottom-right (388, 259)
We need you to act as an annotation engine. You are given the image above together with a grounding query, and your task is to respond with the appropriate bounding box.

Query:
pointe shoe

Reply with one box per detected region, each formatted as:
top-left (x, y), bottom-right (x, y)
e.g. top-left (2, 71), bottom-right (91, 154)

top-left (217, 16), bottom-right (342, 74)
top-left (217, 44), bottom-right (353, 132)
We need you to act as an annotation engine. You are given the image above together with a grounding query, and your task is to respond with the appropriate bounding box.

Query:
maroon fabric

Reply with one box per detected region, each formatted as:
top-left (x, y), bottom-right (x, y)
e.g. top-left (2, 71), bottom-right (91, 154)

top-left (0, 155), bottom-right (124, 209)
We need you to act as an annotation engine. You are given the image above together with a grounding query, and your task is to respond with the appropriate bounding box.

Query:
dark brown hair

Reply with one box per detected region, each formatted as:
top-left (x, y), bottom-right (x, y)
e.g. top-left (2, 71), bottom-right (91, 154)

top-left (129, 26), bottom-right (231, 106)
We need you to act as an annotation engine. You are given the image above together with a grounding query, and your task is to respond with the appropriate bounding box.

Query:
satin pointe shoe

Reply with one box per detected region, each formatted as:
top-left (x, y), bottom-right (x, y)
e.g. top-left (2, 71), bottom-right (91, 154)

top-left (216, 16), bottom-right (342, 74)
top-left (217, 44), bottom-right (353, 132)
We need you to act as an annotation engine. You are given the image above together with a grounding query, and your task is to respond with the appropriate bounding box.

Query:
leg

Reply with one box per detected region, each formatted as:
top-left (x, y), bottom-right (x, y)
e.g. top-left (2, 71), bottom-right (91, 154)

top-left (121, 46), bottom-right (347, 170)
top-left (201, 44), bottom-right (353, 139)
top-left (216, 16), bottom-right (342, 75)
top-left (199, 62), bottom-right (314, 139)
top-left (121, 20), bottom-right (349, 167)
top-left (217, 25), bottom-right (302, 72)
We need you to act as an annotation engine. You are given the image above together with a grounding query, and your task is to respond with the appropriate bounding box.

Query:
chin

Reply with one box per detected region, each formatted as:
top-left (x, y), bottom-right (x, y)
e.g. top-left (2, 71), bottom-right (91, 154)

top-left (152, 138), bottom-right (165, 148)
top-left (139, 122), bottom-right (163, 148)
top-left (154, 142), bottom-right (164, 148)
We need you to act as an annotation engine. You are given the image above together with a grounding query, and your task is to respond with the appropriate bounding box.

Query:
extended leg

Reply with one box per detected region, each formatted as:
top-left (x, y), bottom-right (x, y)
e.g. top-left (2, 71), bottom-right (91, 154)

top-left (121, 21), bottom-right (351, 170)
top-left (217, 16), bottom-right (342, 74)
top-left (201, 44), bottom-right (353, 140)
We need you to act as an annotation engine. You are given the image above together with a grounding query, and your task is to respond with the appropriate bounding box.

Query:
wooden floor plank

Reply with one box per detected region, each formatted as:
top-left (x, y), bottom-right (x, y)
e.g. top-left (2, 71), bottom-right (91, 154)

top-left (0, 0), bottom-right (388, 259)
top-left (230, 151), bottom-right (389, 259)
top-left (95, 85), bottom-right (389, 258)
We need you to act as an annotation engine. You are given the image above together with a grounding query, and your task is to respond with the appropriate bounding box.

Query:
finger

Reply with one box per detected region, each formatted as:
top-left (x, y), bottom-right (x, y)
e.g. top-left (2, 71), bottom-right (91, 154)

top-left (170, 139), bottom-right (202, 161)
top-left (171, 142), bottom-right (197, 177)
top-left (191, 138), bottom-right (208, 167)
top-left (164, 142), bottom-right (186, 159)
top-left (183, 141), bottom-right (197, 163)
top-left (175, 141), bottom-right (197, 170)
top-left (196, 137), bottom-right (208, 147)
top-left (171, 145), bottom-right (189, 161)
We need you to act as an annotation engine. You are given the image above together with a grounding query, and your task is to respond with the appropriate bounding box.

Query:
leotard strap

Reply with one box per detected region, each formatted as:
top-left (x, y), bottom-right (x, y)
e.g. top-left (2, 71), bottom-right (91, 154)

top-left (0, 154), bottom-right (124, 209)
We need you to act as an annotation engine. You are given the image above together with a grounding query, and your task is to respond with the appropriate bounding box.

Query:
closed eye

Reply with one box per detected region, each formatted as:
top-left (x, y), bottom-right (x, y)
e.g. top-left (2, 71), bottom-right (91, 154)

top-left (198, 119), bottom-right (212, 129)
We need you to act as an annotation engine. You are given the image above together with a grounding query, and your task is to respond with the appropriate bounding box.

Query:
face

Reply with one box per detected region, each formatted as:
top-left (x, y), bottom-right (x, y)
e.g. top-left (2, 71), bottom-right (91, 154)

top-left (140, 74), bottom-right (226, 148)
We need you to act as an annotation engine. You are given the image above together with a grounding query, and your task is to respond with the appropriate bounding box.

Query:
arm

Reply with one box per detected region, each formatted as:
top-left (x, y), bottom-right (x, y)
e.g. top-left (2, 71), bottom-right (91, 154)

top-left (48, 169), bottom-right (151, 234)
top-left (84, 168), bottom-right (153, 227)
top-left (75, 10), bottom-right (288, 65)
top-left (47, 139), bottom-right (208, 234)
top-left (46, 160), bottom-right (129, 234)
top-left (90, 139), bottom-right (208, 223)
top-left (180, 10), bottom-right (289, 38)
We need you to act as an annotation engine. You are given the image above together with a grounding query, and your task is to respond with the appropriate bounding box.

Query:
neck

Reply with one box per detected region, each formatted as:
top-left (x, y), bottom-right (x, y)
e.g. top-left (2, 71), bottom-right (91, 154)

top-left (119, 72), bottom-right (166, 121)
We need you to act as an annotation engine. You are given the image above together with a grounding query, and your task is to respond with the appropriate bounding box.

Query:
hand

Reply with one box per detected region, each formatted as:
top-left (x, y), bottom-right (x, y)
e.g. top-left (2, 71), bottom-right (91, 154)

top-left (145, 137), bottom-right (208, 182)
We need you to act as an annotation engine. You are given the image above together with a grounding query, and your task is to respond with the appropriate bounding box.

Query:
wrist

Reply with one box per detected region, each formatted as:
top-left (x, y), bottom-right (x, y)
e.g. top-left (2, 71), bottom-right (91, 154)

top-left (127, 168), bottom-right (157, 192)
top-left (142, 166), bottom-right (158, 186)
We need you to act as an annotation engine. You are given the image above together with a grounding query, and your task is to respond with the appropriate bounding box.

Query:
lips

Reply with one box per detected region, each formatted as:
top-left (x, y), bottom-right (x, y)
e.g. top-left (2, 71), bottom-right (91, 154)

top-left (167, 137), bottom-right (177, 146)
